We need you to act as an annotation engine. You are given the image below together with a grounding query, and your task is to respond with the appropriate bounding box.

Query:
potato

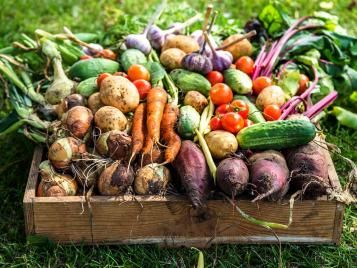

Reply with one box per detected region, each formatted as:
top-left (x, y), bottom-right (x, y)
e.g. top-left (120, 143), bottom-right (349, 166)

top-left (205, 130), bottom-right (238, 159)
top-left (183, 91), bottom-right (208, 114)
top-left (162, 35), bottom-right (200, 54)
top-left (221, 34), bottom-right (253, 61)
top-left (100, 76), bottom-right (139, 113)
top-left (160, 48), bottom-right (186, 70)
top-left (94, 106), bottom-right (127, 132)
top-left (256, 85), bottom-right (286, 110)
top-left (88, 92), bottom-right (103, 114)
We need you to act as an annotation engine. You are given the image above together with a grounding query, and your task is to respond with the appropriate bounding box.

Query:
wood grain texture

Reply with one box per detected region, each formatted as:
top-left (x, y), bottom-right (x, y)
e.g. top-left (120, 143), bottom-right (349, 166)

top-left (23, 145), bottom-right (344, 246)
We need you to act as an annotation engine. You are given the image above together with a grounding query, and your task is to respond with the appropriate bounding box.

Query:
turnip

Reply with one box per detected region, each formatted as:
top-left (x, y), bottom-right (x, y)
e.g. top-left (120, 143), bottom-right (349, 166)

top-left (172, 140), bottom-right (211, 208)
top-left (62, 106), bottom-right (93, 139)
top-left (216, 157), bottom-right (249, 197)
top-left (94, 106), bottom-right (127, 132)
top-left (134, 164), bottom-right (170, 195)
top-left (107, 131), bottom-right (132, 161)
top-left (98, 161), bottom-right (134, 195)
top-left (249, 150), bottom-right (289, 202)
top-left (95, 130), bottom-right (121, 156)
top-left (284, 141), bottom-right (329, 197)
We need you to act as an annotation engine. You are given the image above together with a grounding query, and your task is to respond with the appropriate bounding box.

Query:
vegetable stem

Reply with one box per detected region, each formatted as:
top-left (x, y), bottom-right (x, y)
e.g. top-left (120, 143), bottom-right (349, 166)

top-left (143, 0), bottom-right (167, 36)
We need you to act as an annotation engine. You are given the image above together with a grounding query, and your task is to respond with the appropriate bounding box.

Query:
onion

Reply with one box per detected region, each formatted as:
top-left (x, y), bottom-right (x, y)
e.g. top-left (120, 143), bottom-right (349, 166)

top-left (71, 158), bottom-right (101, 188)
top-left (107, 131), bottom-right (132, 161)
top-left (62, 106), bottom-right (93, 138)
top-left (134, 164), bottom-right (171, 195)
top-left (95, 130), bottom-right (121, 156)
top-left (48, 137), bottom-right (86, 170)
top-left (98, 162), bottom-right (134, 195)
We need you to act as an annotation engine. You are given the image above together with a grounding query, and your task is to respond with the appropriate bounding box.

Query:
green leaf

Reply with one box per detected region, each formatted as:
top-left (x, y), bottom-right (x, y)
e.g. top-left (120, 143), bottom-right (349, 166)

top-left (258, 4), bottom-right (290, 38)
top-left (278, 69), bottom-right (301, 97)
top-left (144, 62), bottom-right (165, 87)
top-left (331, 106), bottom-right (357, 130)
top-left (350, 91), bottom-right (357, 104)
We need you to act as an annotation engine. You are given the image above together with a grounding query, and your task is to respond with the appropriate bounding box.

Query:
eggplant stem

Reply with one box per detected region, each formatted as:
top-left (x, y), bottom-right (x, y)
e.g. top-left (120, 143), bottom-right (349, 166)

top-left (217, 30), bottom-right (257, 50)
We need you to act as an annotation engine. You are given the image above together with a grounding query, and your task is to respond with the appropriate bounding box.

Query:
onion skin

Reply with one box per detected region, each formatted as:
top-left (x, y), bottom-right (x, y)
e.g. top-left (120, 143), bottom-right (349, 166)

top-left (134, 164), bottom-right (170, 195)
top-left (107, 131), bottom-right (132, 161)
top-left (63, 106), bottom-right (93, 138)
top-left (95, 130), bottom-right (121, 156)
top-left (98, 162), bottom-right (134, 195)
top-left (48, 137), bottom-right (86, 170)
top-left (181, 53), bottom-right (213, 75)
top-left (65, 94), bottom-right (86, 110)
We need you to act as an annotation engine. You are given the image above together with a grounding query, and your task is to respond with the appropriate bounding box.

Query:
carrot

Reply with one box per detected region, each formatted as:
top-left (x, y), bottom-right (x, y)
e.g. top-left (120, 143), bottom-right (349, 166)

top-left (142, 87), bottom-right (167, 154)
top-left (128, 103), bottom-right (146, 166)
top-left (160, 103), bottom-right (181, 164)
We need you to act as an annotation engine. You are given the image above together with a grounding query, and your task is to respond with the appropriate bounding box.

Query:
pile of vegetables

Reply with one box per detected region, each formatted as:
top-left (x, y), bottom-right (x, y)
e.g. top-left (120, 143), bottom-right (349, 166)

top-left (0, 2), bottom-right (355, 210)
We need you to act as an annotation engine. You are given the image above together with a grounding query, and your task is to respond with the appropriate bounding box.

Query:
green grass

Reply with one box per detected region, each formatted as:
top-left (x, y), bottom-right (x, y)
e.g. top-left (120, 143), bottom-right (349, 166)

top-left (0, 0), bottom-right (356, 267)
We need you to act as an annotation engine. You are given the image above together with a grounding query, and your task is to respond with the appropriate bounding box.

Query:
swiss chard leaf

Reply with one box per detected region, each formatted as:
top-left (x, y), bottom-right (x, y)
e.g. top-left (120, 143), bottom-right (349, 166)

top-left (258, 4), bottom-right (291, 38)
top-left (278, 69), bottom-right (301, 97)
top-left (145, 62), bottom-right (165, 87)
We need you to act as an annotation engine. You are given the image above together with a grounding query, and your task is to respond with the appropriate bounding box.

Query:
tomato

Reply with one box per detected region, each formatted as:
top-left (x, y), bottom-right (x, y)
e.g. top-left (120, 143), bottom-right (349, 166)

top-left (206, 71), bottom-right (224, 86)
top-left (80, 55), bottom-right (93, 60)
top-left (97, 73), bottom-right (111, 87)
top-left (133, 79), bottom-right (151, 99)
top-left (235, 56), bottom-right (254, 76)
top-left (210, 83), bottom-right (233, 105)
top-left (253, 76), bottom-right (273, 95)
top-left (210, 116), bottom-right (223, 131)
top-left (221, 112), bottom-right (244, 134)
top-left (298, 74), bottom-right (309, 95)
top-left (263, 104), bottom-right (281, 121)
top-left (244, 119), bottom-right (254, 127)
top-left (127, 64), bottom-right (150, 81)
top-left (98, 49), bottom-right (117, 60)
top-left (228, 99), bottom-right (249, 119)
top-left (113, 72), bottom-right (129, 79)
top-left (215, 104), bottom-right (230, 115)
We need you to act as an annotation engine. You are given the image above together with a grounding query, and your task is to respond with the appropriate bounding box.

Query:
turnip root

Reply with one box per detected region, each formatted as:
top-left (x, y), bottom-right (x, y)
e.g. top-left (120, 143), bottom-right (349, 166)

top-left (98, 161), bottom-right (134, 195)
top-left (284, 141), bottom-right (329, 197)
top-left (107, 131), bottom-right (132, 161)
top-left (88, 92), bottom-right (103, 114)
top-left (100, 76), bottom-right (139, 113)
top-left (172, 140), bottom-right (211, 208)
top-left (141, 145), bottom-right (164, 166)
top-left (205, 130), bottom-right (238, 159)
top-left (160, 48), bottom-right (186, 70)
top-left (134, 164), bottom-right (170, 195)
top-left (249, 150), bottom-right (289, 201)
top-left (95, 130), bottom-right (121, 156)
top-left (183, 91), bottom-right (208, 114)
top-left (216, 157), bottom-right (249, 197)
top-left (94, 106), bottom-right (127, 132)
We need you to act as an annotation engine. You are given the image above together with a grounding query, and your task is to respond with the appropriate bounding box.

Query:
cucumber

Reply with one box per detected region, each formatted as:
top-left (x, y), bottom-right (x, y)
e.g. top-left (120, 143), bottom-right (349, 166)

top-left (177, 106), bottom-right (200, 139)
top-left (76, 77), bottom-right (98, 97)
top-left (120, 49), bottom-right (147, 72)
top-left (69, 58), bottom-right (119, 80)
top-left (224, 69), bottom-right (252, 94)
top-left (170, 69), bottom-right (211, 96)
top-left (234, 95), bottom-right (265, 123)
top-left (237, 120), bottom-right (316, 150)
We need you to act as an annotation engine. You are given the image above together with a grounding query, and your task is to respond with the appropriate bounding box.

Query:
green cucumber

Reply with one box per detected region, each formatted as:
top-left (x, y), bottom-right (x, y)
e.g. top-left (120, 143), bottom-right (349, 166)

top-left (76, 77), bottom-right (98, 97)
top-left (120, 49), bottom-right (147, 72)
top-left (69, 58), bottom-right (119, 80)
top-left (224, 68), bottom-right (252, 94)
top-left (177, 106), bottom-right (200, 139)
top-left (170, 69), bottom-right (211, 96)
top-left (237, 120), bottom-right (316, 150)
top-left (234, 95), bottom-right (265, 123)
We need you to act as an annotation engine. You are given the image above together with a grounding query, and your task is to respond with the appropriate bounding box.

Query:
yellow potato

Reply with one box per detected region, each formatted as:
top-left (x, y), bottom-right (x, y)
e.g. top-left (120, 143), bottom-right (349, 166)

top-left (256, 85), bottom-right (286, 110)
top-left (160, 48), bottom-right (186, 70)
top-left (221, 34), bottom-right (253, 61)
top-left (94, 106), bottom-right (127, 132)
top-left (162, 35), bottom-right (200, 54)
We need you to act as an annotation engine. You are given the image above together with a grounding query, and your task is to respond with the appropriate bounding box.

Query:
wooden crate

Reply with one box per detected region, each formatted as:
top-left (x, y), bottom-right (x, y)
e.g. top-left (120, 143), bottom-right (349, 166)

top-left (23, 146), bottom-right (345, 247)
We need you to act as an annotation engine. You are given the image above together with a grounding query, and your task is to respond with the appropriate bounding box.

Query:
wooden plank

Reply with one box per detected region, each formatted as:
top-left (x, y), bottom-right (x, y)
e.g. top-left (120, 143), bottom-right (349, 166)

top-left (332, 202), bottom-right (345, 245)
top-left (23, 146), bottom-right (43, 235)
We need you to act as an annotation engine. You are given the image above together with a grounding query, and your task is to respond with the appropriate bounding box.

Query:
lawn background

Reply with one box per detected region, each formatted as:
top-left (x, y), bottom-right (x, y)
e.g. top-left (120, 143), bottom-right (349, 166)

top-left (0, 0), bottom-right (356, 267)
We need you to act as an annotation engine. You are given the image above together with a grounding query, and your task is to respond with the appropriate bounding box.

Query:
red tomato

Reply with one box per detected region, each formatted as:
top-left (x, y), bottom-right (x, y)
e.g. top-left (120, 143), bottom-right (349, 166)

top-left (210, 83), bottom-right (233, 105)
top-left (235, 56), bottom-right (254, 76)
top-left (80, 55), bottom-right (93, 60)
top-left (228, 99), bottom-right (249, 119)
top-left (127, 64), bottom-right (150, 81)
top-left (113, 72), bottom-right (129, 79)
top-left (253, 76), bottom-right (273, 95)
top-left (206, 71), bottom-right (224, 86)
top-left (298, 74), bottom-right (309, 95)
top-left (98, 49), bottom-right (117, 60)
top-left (210, 116), bottom-right (223, 131)
top-left (263, 104), bottom-right (281, 121)
top-left (221, 112), bottom-right (244, 134)
top-left (244, 119), bottom-right (254, 127)
top-left (97, 73), bottom-right (111, 87)
top-left (133, 79), bottom-right (151, 99)
top-left (215, 104), bottom-right (230, 115)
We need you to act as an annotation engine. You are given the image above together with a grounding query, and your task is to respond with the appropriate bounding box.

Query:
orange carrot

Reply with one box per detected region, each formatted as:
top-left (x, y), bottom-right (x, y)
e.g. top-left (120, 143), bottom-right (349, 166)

top-left (128, 103), bottom-right (146, 166)
top-left (142, 87), bottom-right (167, 154)
top-left (160, 103), bottom-right (181, 164)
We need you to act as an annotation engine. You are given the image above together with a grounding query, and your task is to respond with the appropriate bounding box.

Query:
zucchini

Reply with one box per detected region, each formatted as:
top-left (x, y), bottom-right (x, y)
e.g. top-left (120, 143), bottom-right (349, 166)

top-left (234, 95), bottom-right (265, 123)
top-left (237, 120), bottom-right (316, 150)
top-left (120, 49), bottom-right (147, 72)
top-left (76, 77), bottom-right (98, 97)
top-left (69, 58), bottom-right (119, 80)
top-left (170, 69), bottom-right (211, 96)
top-left (177, 106), bottom-right (200, 139)
top-left (224, 69), bottom-right (252, 94)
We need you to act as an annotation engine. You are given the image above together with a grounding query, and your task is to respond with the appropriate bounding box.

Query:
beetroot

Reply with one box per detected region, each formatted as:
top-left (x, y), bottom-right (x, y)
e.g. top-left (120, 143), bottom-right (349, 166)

top-left (172, 140), bottom-right (211, 208)
top-left (284, 141), bottom-right (329, 197)
top-left (249, 150), bottom-right (289, 201)
top-left (216, 157), bottom-right (249, 197)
